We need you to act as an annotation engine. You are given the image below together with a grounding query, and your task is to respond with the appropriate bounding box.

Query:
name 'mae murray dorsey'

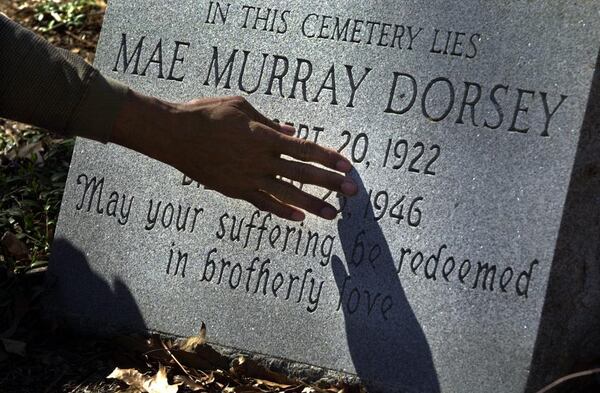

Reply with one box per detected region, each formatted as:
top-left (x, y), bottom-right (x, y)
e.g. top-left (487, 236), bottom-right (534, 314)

top-left (111, 35), bottom-right (569, 138)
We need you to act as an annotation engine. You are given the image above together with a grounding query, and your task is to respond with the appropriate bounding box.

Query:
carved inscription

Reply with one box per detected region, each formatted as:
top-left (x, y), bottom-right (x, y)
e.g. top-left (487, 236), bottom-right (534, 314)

top-left (68, 0), bottom-right (585, 321)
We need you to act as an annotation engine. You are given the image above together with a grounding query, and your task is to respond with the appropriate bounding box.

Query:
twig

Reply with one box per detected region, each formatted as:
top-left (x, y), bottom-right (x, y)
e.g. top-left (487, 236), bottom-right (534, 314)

top-left (159, 339), bottom-right (196, 381)
top-left (144, 346), bottom-right (211, 378)
top-left (143, 348), bottom-right (167, 357)
top-left (535, 367), bottom-right (600, 393)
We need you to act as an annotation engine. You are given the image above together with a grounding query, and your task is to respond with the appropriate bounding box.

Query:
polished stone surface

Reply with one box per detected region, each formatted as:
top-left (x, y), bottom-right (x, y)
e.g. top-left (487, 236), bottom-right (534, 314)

top-left (48, 1), bottom-right (600, 392)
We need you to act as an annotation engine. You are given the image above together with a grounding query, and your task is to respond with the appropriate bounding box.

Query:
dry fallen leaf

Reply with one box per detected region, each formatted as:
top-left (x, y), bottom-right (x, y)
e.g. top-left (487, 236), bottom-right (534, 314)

top-left (108, 368), bottom-right (147, 392)
top-left (144, 366), bottom-right (181, 393)
top-left (1, 232), bottom-right (30, 260)
top-left (108, 366), bottom-right (180, 393)
top-left (179, 322), bottom-right (207, 352)
top-left (173, 374), bottom-right (206, 392)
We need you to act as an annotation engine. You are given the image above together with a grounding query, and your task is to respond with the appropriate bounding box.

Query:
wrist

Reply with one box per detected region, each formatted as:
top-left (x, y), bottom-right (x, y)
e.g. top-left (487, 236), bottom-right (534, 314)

top-left (110, 90), bottom-right (179, 162)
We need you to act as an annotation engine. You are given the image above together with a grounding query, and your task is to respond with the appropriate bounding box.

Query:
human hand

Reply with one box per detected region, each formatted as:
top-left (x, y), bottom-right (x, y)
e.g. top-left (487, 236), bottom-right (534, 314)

top-left (111, 92), bottom-right (358, 221)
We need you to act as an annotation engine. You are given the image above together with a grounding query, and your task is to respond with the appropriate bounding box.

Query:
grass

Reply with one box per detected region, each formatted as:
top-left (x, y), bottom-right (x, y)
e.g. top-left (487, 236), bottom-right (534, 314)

top-left (0, 125), bottom-right (73, 273)
top-left (33, 0), bottom-right (102, 32)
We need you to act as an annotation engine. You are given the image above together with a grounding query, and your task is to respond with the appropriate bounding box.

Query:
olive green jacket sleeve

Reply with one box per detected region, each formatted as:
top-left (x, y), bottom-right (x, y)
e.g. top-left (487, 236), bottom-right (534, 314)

top-left (0, 15), bottom-right (128, 143)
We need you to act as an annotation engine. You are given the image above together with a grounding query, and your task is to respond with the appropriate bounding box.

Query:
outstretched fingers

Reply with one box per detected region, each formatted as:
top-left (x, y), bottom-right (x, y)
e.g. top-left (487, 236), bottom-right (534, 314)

top-left (246, 191), bottom-right (305, 221)
top-left (273, 134), bottom-right (353, 173)
top-left (261, 178), bottom-right (338, 219)
top-left (273, 158), bottom-right (358, 196)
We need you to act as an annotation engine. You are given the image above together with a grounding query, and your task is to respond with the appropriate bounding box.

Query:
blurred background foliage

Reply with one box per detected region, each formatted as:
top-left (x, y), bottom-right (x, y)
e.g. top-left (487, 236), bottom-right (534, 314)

top-left (33, 0), bottom-right (100, 32)
top-left (0, 125), bottom-right (72, 273)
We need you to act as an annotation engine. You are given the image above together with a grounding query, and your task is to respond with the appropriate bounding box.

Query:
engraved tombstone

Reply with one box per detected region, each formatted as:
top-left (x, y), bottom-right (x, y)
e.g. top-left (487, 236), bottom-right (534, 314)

top-left (48, 1), bottom-right (600, 392)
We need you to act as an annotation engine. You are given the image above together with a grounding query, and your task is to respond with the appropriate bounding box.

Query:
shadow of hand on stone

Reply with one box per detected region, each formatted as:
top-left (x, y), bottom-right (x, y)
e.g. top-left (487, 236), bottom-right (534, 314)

top-left (47, 239), bottom-right (146, 333)
top-left (331, 173), bottom-right (440, 393)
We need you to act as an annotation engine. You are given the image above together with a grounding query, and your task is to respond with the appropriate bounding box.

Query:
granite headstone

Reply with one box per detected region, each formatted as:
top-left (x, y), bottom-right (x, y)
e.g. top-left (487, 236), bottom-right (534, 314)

top-left (48, 1), bottom-right (600, 392)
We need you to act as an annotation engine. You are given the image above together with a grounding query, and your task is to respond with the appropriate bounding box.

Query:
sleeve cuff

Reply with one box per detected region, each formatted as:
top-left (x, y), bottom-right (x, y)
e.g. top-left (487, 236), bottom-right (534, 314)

top-left (67, 72), bottom-right (129, 143)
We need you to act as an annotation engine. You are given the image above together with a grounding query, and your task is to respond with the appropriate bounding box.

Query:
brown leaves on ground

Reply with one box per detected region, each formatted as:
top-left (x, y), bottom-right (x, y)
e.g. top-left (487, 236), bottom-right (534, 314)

top-left (109, 324), bottom-right (364, 393)
top-left (109, 326), bottom-right (600, 393)
top-left (108, 366), bottom-right (180, 393)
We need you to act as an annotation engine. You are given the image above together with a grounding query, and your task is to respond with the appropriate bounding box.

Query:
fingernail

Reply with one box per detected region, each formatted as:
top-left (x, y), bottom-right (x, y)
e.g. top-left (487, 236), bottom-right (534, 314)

top-left (341, 180), bottom-right (358, 196)
top-left (281, 124), bottom-right (296, 135)
top-left (336, 160), bottom-right (352, 173)
top-left (320, 206), bottom-right (338, 220)
top-left (291, 211), bottom-right (305, 221)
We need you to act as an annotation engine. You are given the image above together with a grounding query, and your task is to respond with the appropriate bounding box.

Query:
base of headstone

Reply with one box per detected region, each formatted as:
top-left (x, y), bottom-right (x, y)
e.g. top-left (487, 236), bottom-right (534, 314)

top-left (43, 302), bottom-right (362, 388)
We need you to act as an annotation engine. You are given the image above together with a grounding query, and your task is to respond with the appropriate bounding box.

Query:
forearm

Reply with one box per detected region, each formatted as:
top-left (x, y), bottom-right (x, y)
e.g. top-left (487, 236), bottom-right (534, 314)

top-left (0, 15), bottom-right (127, 142)
top-left (0, 16), bottom-right (356, 221)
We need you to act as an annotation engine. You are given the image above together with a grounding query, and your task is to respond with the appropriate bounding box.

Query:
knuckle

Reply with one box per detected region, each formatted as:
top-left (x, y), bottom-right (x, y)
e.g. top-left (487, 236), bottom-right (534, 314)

top-left (262, 117), bottom-right (277, 130)
top-left (250, 123), bottom-right (276, 145)
top-left (229, 96), bottom-right (248, 109)
top-left (248, 121), bottom-right (262, 134)
top-left (293, 139), bottom-right (312, 159)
